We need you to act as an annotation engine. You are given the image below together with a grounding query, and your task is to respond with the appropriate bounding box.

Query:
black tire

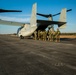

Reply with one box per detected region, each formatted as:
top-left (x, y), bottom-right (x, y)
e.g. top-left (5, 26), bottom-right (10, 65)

top-left (20, 35), bottom-right (24, 39)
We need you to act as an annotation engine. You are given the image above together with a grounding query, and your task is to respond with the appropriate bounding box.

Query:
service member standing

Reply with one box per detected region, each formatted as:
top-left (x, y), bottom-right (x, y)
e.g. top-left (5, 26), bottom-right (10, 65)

top-left (48, 28), bottom-right (53, 41)
top-left (52, 30), bottom-right (56, 42)
top-left (40, 31), bottom-right (43, 40)
top-left (43, 30), bottom-right (47, 41)
top-left (34, 31), bottom-right (37, 40)
top-left (38, 30), bottom-right (41, 40)
top-left (55, 28), bottom-right (61, 42)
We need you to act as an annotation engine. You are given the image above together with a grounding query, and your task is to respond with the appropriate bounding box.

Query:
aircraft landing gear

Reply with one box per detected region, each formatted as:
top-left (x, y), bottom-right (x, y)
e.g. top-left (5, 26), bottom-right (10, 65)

top-left (20, 35), bottom-right (24, 39)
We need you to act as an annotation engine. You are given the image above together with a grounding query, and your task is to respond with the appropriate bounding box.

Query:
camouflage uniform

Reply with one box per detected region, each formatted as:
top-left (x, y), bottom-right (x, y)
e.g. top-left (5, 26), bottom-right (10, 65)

top-left (43, 30), bottom-right (47, 41)
top-left (48, 28), bottom-right (55, 41)
top-left (34, 31), bottom-right (37, 40)
top-left (48, 29), bottom-right (53, 41)
top-left (40, 31), bottom-right (43, 40)
top-left (52, 30), bottom-right (56, 42)
top-left (38, 30), bottom-right (41, 40)
top-left (55, 28), bottom-right (60, 42)
top-left (47, 28), bottom-right (50, 41)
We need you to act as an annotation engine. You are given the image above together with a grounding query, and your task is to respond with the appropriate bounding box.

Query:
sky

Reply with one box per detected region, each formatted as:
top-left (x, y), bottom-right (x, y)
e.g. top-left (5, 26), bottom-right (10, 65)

top-left (0, 0), bottom-right (76, 34)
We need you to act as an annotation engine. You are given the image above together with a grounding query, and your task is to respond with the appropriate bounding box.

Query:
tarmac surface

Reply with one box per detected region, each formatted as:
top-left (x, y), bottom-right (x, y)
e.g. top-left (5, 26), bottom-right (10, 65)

top-left (0, 35), bottom-right (76, 75)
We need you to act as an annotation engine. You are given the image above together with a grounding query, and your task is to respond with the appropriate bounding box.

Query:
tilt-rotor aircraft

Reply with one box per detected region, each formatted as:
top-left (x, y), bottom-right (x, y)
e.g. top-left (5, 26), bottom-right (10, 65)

top-left (0, 3), bottom-right (71, 39)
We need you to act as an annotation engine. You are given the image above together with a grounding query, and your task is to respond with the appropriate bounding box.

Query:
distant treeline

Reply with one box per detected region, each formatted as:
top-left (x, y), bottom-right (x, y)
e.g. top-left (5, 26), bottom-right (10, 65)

top-left (61, 33), bottom-right (76, 35)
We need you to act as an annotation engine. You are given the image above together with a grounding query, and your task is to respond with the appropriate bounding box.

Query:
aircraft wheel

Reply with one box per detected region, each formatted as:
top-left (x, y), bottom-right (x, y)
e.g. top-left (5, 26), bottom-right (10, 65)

top-left (20, 35), bottom-right (24, 39)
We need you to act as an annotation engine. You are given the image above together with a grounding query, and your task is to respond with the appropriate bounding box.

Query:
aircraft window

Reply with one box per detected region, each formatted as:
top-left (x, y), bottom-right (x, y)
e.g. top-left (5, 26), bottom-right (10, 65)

top-left (17, 26), bottom-right (23, 34)
top-left (20, 26), bottom-right (24, 29)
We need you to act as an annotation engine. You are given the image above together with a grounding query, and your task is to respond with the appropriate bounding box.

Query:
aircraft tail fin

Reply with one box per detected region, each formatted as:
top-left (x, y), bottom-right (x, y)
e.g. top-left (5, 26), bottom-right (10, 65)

top-left (30, 3), bottom-right (37, 26)
top-left (59, 8), bottom-right (66, 28)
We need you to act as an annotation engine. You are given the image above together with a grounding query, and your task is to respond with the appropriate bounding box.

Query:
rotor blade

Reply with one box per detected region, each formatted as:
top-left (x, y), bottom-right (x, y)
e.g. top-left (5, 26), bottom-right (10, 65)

top-left (67, 9), bottom-right (72, 12)
top-left (53, 9), bottom-right (72, 16)
top-left (37, 13), bottom-right (48, 18)
top-left (0, 9), bottom-right (22, 13)
top-left (52, 13), bottom-right (60, 16)
top-left (37, 9), bottom-right (72, 18)
top-left (37, 13), bottom-right (52, 18)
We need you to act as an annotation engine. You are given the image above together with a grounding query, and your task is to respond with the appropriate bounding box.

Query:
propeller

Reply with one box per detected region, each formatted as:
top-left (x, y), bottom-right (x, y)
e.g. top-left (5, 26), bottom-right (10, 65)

top-left (0, 9), bottom-right (22, 13)
top-left (37, 9), bottom-right (72, 18)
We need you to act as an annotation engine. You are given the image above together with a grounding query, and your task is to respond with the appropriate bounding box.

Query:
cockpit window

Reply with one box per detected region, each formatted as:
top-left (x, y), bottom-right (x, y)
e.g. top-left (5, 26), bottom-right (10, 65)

top-left (17, 26), bottom-right (23, 34)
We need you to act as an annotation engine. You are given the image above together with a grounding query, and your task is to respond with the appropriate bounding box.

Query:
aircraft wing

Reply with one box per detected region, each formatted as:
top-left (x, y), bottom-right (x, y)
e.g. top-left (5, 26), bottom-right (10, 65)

top-left (0, 19), bottom-right (25, 26)
top-left (37, 20), bottom-right (66, 30)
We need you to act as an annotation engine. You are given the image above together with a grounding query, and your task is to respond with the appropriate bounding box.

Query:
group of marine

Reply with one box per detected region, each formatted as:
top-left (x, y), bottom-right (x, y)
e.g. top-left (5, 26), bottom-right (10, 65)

top-left (33, 28), bottom-right (60, 42)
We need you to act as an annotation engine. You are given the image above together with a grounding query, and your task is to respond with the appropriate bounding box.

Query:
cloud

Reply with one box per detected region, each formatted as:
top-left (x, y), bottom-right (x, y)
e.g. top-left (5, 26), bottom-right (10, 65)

top-left (0, 16), bottom-right (30, 23)
top-left (15, 14), bottom-right (31, 17)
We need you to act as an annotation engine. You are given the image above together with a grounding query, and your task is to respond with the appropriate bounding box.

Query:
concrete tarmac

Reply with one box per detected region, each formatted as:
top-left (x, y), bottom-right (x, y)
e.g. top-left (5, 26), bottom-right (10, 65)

top-left (0, 35), bottom-right (76, 75)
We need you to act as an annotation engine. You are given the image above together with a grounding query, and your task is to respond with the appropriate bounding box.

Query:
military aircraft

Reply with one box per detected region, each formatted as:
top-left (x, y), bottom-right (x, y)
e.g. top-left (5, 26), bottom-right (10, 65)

top-left (0, 9), bottom-right (22, 13)
top-left (0, 3), bottom-right (71, 39)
